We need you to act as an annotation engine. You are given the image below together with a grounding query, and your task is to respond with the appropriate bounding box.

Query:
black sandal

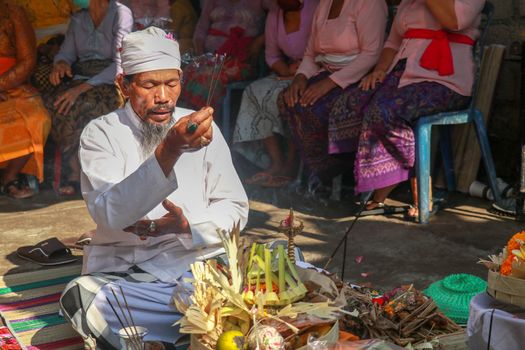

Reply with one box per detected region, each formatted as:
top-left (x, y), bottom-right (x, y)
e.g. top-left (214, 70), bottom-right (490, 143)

top-left (1, 179), bottom-right (34, 199)
top-left (17, 237), bottom-right (78, 266)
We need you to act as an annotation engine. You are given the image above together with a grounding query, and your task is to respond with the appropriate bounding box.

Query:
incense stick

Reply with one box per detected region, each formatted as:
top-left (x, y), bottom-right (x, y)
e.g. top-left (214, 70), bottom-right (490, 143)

top-left (110, 288), bottom-right (143, 350)
top-left (119, 285), bottom-right (141, 346)
top-left (206, 54), bottom-right (227, 106)
top-left (106, 296), bottom-right (141, 350)
top-left (206, 54), bottom-right (220, 106)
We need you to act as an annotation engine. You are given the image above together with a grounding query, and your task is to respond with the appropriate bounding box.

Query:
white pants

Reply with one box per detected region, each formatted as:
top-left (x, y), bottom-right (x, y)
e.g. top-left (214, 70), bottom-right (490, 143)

top-left (91, 273), bottom-right (192, 347)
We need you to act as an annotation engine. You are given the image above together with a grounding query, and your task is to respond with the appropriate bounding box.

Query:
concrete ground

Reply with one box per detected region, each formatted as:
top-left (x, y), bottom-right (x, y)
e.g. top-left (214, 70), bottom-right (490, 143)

top-left (0, 172), bottom-right (522, 292)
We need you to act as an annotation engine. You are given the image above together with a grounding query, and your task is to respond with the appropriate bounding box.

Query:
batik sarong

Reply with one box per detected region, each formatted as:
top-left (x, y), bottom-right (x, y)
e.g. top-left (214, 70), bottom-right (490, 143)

top-left (42, 60), bottom-right (123, 161)
top-left (278, 71), bottom-right (362, 182)
top-left (353, 61), bottom-right (470, 193)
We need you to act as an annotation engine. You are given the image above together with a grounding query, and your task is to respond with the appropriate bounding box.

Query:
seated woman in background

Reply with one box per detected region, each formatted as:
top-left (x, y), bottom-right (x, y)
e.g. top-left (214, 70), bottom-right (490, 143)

top-left (43, 0), bottom-right (133, 196)
top-left (119, 0), bottom-right (171, 29)
top-left (232, 0), bottom-right (318, 187)
top-left (280, 0), bottom-right (387, 189)
top-left (351, 0), bottom-right (484, 218)
top-left (0, 2), bottom-right (51, 199)
top-left (169, 0), bottom-right (198, 54)
top-left (180, 0), bottom-right (271, 113)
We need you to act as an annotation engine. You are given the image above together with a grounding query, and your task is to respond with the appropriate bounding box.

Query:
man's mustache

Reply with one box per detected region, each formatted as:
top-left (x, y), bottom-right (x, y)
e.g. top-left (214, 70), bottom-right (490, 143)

top-left (146, 104), bottom-right (175, 115)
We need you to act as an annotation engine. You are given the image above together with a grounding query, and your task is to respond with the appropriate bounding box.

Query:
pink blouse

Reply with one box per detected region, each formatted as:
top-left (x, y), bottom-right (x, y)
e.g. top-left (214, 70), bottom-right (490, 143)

top-left (193, 0), bottom-right (272, 54)
top-left (264, 0), bottom-right (318, 67)
top-left (296, 0), bottom-right (387, 89)
top-left (384, 0), bottom-right (485, 96)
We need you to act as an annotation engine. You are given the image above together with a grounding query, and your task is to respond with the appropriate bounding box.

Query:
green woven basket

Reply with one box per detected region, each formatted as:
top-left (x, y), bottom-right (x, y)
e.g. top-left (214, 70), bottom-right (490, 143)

top-left (424, 273), bottom-right (487, 325)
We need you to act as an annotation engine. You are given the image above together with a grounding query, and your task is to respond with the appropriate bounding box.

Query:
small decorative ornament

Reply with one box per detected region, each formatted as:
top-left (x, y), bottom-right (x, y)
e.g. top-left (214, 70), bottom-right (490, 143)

top-left (278, 208), bottom-right (303, 264)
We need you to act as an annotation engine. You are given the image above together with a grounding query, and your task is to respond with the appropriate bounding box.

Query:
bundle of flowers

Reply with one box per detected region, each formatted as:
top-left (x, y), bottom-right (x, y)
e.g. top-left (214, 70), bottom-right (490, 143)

top-left (480, 231), bottom-right (525, 278)
top-left (172, 222), bottom-right (350, 350)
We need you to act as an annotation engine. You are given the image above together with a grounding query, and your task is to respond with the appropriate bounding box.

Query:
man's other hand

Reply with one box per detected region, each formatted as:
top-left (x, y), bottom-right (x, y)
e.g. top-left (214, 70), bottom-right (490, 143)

top-left (124, 199), bottom-right (190, 238)
top-left (50, 60), bottom-right (72, 86)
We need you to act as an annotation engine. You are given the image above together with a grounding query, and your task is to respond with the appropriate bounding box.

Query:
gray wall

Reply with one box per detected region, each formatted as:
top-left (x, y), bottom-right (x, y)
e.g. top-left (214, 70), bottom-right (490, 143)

top-left (481, 0), bottom-right (523, 182)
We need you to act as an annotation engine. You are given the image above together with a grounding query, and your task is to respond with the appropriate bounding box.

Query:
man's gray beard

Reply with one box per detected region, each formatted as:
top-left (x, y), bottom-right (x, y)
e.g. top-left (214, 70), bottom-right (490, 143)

top-left (140, 118), bottom-right (174, 158)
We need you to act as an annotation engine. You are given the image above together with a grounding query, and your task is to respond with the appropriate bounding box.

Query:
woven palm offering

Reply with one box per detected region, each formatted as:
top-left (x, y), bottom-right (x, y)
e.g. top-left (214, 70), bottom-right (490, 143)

top-left (479, 231), bottom-right (525, 308)
top-left (172, 220), bottom-right (349, 350)
top-left (172, 212), bottom-right (466, 350)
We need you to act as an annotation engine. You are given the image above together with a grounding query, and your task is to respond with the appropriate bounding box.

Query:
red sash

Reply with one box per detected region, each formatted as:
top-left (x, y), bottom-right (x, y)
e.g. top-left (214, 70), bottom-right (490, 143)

top-left (404, 29), bottom-right (475, 76)
top-left (0, 57), bottom-right (16, 76)
top-left (208, 26), bottom-right (253, 62)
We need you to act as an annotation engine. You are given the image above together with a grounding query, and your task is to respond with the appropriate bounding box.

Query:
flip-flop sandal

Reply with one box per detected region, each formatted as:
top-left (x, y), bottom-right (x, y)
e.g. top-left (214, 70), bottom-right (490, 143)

top-left (63, 230), bottom-right (94, 250)
top-left (490, 197), bottom-right (520, 218)
top-left (245, 172), bottom-right (273, 185)
top-left (360, 201), bottom-right (409, 217)
top-left (58, 181), bottom-right (80, 196)
top-left (17, 237), bottom-right (78, 266)
top-left (1, 179), bottom-right (34, 199)
top-left (261, 175), bottom-right (293, 188)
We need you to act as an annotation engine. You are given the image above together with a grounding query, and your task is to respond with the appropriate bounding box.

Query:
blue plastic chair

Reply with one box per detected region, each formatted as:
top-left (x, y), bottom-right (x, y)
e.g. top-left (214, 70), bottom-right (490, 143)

top-left (415, 2), bottom-right (499, 224)
top-left (221, 80), bottom-right (253, 143)
top-left (220, 53), bottom-right (268, 143)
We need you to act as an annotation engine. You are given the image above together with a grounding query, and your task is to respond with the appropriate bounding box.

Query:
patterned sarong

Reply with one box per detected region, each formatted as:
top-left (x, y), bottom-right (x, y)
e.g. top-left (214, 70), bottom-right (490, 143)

top-left (278, 72), bottom-right (361, 182)
top-left (42, 60), bottom-right (123, 161)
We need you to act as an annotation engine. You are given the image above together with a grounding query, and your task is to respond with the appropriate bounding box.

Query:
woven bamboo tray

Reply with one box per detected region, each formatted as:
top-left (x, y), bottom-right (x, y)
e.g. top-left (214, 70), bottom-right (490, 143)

top-left (487, 269), bottom-right (525, 308)
top-left (434, 330), bottom-right (467, 350)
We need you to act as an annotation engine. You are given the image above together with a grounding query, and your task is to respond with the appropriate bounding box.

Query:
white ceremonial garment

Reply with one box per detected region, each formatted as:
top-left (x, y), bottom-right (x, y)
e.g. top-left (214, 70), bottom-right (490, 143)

top-left (467, 293), bottom-right (525, 350)
top-left (79, 102), bottom-right (249, 282)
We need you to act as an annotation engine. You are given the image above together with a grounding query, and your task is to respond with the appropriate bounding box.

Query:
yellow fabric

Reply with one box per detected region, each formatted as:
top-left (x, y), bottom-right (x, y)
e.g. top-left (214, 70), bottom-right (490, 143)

top-left (13, 0), bottom-right (74, 44)
top-left (170, 0), bottom-right (197, 54)
top-left (0, 85), bottom-right (52, 182)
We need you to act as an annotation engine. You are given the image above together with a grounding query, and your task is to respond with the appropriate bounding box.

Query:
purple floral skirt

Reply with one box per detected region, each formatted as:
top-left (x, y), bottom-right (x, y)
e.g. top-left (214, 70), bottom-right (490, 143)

top-left (349, 61), bottom-right (471, 193)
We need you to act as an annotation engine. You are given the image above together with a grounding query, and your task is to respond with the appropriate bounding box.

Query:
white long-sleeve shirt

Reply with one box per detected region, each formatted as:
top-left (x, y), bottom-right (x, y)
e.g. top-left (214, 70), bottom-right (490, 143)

top-left (79, 102), bottom-right (249, 282)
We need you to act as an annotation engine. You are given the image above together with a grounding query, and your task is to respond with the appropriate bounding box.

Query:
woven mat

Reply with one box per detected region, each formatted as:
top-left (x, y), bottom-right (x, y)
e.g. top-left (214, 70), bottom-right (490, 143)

top-left (0, 265), bottom-right (84, 350)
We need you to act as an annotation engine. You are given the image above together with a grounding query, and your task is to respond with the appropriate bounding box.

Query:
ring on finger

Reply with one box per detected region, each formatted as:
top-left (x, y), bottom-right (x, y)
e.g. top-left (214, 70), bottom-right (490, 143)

top-left (148, 220), bottom-right (157, 233)
top-left (186, 120), bottom-right (199, 134)
top-left (200, 136), bottom-right (211, 147)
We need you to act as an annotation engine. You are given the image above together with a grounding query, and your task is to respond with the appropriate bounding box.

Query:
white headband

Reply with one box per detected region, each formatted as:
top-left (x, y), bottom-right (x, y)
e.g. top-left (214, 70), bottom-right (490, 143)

top-left (121, 27), bottom-right (181, 75)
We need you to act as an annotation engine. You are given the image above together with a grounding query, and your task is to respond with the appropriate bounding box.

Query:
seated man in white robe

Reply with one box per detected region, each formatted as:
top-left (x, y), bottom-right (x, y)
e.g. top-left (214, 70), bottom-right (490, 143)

top-left (59, 27), bottom-right (249, 349)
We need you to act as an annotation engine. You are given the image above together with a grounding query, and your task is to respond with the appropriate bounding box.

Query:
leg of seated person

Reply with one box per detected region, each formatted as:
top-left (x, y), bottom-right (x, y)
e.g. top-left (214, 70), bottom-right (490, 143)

top-left (355, 61), bottom-right (470, 210)
top-left (262, 135), bottom-right (285, 175)
top-left (280, 73), bottom-right (355, 183)
top-left (46, 82), bottom-right (122, 195)
top-left (1, 154), bottom-right (34, 199)
top-left (60, 272), bottom-right (191, 348)
top-left (282, 138), bottom-right (297, 177)
top-left (93, 280), bottom-right (184, 344)
top-left (406, 177), bottom-right (433, 218)
top-left (58, 154), bottom-right (81, 196)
